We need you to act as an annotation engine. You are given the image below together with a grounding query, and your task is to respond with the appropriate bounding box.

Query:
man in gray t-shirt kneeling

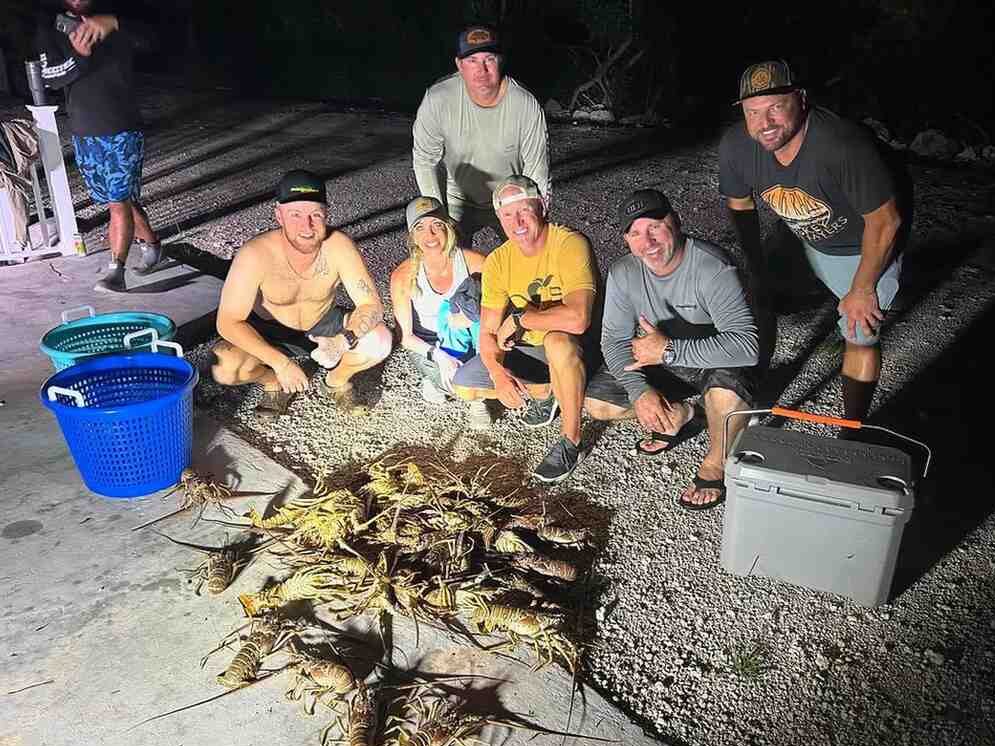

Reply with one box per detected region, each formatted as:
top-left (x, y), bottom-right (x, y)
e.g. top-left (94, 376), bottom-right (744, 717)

top-left (584, 190), bottom-right (759, 511)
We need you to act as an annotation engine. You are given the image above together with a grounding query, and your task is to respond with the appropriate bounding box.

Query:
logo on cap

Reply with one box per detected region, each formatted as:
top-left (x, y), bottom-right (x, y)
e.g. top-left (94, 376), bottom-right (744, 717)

top-left (750, 66), bottom-right (772, 91)
top-left (625, 200), bottom-right (647, 216)
top-left (413, 197), bottom-right (435, 212)
top-left (291, 186), bottom-right (319, 194)
top-left (466, 29), bottom-right (492, 45)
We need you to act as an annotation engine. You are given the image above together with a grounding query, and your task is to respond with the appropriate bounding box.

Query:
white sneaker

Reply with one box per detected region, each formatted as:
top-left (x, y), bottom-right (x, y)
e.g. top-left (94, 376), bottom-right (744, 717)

top-left (467, 399), bottom-right (491, 429)
top-left (420, 378), bottom-right (447, 404)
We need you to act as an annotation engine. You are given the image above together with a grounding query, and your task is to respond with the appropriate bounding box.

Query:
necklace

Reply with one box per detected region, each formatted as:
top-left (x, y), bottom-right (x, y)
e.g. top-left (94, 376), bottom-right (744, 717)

top-left (283, 248), bottom-right (326, 280)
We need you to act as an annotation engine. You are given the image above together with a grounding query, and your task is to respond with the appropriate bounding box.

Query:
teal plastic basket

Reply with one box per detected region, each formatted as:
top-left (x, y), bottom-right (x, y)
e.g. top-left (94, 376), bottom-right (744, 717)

top-left (39, 306), bottom-right (177, 372)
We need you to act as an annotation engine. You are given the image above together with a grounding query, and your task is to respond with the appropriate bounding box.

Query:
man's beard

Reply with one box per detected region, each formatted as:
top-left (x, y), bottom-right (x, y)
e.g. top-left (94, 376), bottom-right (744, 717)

top-left (755, 116), bottom-right (805, 152)
top-left (284, 230), bottom-right (323, 255)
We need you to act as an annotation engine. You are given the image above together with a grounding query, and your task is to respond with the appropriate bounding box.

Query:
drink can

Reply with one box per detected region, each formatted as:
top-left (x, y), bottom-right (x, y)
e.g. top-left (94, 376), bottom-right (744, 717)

top-left (73, 233), bottom-right (87, 256)
top-left (25, 60), bottom-right (48, 106)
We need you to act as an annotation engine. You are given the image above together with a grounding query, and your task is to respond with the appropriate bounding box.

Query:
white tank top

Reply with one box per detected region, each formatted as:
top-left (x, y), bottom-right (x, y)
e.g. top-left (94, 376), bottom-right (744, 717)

top-left (411, 249), bottom-right (470, 335)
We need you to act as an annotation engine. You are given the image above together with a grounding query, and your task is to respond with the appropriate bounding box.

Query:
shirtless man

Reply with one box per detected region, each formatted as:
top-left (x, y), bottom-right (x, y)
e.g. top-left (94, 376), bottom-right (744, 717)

top-left (211, 170), bottom-right (392, 420)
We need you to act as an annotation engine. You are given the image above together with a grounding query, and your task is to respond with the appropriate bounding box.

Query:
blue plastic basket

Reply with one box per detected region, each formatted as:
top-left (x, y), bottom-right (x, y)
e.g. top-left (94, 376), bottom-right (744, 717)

top-left (40, 340), bottom-right (198, 499)
top-left (39, 305), bottom-right (177, 372)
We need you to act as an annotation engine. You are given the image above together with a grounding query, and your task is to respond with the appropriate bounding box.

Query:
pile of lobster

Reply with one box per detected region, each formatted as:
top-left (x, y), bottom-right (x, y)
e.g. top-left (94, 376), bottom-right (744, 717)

top-left (148, 450), bottom-right (601, 745)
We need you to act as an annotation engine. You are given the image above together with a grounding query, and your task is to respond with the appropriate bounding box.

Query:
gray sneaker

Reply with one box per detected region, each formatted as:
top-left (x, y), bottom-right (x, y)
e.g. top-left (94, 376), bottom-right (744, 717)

top-left (134, 241), bottom-right (163, 275)
top-left (94, 263), bottom-right (126, 293)
top-left (467, 399), bottom-right (491, 429)
top-left (532, 437), bottom-right (583, 484)
top-left (420, 377), bottom-right (448, 404)
top-left (522, 393), bottom-right (559, 428)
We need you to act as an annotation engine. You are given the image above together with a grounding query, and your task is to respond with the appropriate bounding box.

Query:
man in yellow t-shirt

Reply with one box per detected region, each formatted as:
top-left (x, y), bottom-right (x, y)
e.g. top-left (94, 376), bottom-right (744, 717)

top-left (453, 175), bottom-right (596, 483)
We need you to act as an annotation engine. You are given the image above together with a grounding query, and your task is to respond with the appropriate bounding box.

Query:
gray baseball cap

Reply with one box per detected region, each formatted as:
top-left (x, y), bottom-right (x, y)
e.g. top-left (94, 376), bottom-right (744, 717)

top-left (405, 196), bottom-right (448, 230)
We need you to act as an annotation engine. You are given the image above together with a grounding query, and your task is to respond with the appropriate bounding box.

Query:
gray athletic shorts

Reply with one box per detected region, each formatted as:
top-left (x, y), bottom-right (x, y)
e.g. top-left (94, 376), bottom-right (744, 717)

top-left (585, 364), bottom-right (757, 409)
top-left (451, 345), bottom-right (552, 389)
top-left (246, 306), bottom-right (348, 357)
top-left (803, 243), bottom-right (902, 346)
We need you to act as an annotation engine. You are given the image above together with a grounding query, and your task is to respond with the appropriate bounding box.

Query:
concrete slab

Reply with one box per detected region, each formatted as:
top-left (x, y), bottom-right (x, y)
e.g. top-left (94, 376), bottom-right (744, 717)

top-left (1, 252), bottom-right (659, 744)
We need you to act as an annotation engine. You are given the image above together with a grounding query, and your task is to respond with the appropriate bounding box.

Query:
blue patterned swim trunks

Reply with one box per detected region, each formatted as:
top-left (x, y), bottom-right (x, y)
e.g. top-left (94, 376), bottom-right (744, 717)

top-left (72, 130), bottom-right (145, 204)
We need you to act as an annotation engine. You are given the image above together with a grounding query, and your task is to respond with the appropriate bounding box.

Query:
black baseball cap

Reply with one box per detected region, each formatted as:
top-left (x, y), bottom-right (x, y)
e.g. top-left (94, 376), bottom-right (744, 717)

top-left (457, 25), bottom-right (501, 59)
top-left (275, 169), bottom-right (327, 205)
top-left (735, 60), bottom-right (798, 104)
top-left (618, 189), bottom-right (672, 233)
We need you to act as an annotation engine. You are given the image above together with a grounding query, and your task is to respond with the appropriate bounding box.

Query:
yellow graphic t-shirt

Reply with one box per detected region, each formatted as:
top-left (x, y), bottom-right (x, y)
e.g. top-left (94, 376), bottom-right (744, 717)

top-left (481, 223), bottom-right (596, 345)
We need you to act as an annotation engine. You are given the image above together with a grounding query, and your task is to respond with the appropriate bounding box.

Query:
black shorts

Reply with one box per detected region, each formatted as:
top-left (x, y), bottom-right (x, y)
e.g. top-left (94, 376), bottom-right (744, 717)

top-left (247, 306), bottom-right (349, 357)
top-left (585, 363), bottom-right (757, 409)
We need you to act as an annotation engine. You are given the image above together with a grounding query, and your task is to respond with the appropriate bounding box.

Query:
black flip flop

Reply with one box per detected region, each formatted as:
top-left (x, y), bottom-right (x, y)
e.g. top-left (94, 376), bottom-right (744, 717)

top-left (677, 475), bottom-right (726, 511)
top-left (634, 407), bottom-right (705, 456)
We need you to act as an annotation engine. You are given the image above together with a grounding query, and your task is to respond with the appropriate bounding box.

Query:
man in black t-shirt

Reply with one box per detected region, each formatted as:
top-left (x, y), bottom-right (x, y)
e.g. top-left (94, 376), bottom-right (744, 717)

top-left (38, 0), bottom-right (161, 293)
top-left (719, 60), bottom-right (903, 427)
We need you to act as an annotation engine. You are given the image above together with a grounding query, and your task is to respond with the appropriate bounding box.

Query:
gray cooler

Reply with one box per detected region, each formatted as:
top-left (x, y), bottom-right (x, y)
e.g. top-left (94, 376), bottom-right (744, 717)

top-left (721, 425), bottom-right (916, 606)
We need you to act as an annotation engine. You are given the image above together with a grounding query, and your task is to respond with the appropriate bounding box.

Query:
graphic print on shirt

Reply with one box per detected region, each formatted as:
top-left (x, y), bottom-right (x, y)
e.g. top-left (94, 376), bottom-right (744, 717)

top-left (511, 274), bottom-right (561, 311)
top-left (760, 185), bottom-right (849, 244)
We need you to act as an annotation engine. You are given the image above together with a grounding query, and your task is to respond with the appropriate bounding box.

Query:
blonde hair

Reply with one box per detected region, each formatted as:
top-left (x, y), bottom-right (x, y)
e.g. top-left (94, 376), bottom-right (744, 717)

top-left (406, 216), bottom-right (460, 296)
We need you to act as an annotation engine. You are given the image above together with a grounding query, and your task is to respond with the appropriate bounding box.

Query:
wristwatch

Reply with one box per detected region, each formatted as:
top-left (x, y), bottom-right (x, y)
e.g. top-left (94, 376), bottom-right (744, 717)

top-left (341, 329), bottom-right (359, 350)
top-left (662, 338), bottom-right (676, 365)
top-left (510, 307), bottom-right (528, 342)
top-left (426, 345), bottom-right (435, 362)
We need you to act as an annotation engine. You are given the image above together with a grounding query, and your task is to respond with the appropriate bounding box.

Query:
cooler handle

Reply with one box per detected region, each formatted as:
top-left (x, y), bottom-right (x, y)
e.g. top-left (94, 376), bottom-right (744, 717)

top-left (123, 328), bottom-right (160, 349)
top-left (60, 305), bottom-right (95, 324)
top-left (723, 407), bottom-right (932, 480)
top-left (47, 386), bottom-right (85, 407)
top-left (151, 339), bottom-right (184, 357)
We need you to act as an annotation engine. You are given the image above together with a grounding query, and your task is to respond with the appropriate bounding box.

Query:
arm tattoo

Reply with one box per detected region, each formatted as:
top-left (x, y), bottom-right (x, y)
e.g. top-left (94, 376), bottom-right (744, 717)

top-left (312, 252), bottom-right (329, 278)
top-left (356, 278), bottom-right (373, 296)
top-left (350, 306), bottom-right (384, 338)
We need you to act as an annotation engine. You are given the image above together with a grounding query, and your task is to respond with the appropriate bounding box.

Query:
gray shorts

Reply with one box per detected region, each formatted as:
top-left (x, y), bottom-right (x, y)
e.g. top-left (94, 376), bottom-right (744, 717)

top-left (585, 364), bottom-right (757, 409)
top-left (451, 345), bottom-right (552, 389)
top-left (803, 243), bottom-right (902, 346)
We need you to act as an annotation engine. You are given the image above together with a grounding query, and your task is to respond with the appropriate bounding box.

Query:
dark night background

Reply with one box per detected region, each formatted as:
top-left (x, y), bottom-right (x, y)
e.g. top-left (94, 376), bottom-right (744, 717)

top-left (4, 0), bottom-right (994, 144)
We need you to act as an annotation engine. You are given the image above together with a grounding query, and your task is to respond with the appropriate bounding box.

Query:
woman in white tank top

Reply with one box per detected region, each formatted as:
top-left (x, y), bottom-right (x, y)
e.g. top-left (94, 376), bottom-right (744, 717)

top-left (390, 197), bottom-right (485, 401)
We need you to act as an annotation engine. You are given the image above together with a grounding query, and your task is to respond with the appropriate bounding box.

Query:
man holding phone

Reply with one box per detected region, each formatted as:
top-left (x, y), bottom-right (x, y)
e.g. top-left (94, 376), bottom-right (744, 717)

top-left (37, 0), bottom-right (161, 293)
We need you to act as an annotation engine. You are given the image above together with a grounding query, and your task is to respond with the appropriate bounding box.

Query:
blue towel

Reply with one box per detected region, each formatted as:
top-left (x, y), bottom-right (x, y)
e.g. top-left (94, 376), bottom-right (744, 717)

top-left (436, 298), bottom-right (479, 361)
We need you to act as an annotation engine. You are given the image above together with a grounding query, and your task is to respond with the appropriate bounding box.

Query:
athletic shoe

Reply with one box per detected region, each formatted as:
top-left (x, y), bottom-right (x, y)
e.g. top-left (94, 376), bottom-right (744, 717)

top-left (254, 389), bottom-right (296, 421)
top-left (522, 393), bottom-right (559, 428)
top-left (420, 378), bottom-right (447, 404)
top-left (532, 436), bottom-right (583, 484)
top-left (94, 263), bottom-right (126, 293)
top-left (318, 377), bottom-right (368, 415)
top-left (467, 399), bottom-right (491, 429)
top-left (133, 241), bottom-right (163, 275)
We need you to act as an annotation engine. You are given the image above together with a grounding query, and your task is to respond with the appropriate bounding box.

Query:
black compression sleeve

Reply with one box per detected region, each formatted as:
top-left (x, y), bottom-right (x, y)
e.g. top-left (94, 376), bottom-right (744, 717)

top-left (728, 207), bottom-right (763, 269)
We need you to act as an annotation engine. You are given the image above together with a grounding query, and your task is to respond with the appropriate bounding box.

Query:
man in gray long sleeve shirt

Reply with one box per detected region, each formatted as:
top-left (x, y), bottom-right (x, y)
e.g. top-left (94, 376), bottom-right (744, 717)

top-left (412, 25), bottom-right (549, 246)
top-left (585, 189), bottom-right (759, 511)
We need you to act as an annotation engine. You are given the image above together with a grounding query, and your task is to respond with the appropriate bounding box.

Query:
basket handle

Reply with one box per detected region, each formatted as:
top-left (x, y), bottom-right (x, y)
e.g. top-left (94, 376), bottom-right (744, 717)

top-left (723, 407), bottom-right (932, 480)
top-left (124, 327), bottom-right (160, 349)
top-left (47, 386), bottom-right (85, 407)
top-left (151, 339), bottom-right (184, 357)
top-left (61, 305), bottom-right (95, 324)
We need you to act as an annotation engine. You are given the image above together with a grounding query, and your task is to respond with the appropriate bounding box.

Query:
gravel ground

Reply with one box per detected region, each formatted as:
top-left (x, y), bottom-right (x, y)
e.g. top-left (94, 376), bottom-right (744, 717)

top-left (7, 79), bottom-right (994, 746)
